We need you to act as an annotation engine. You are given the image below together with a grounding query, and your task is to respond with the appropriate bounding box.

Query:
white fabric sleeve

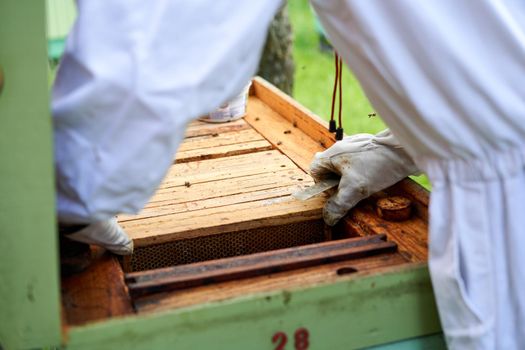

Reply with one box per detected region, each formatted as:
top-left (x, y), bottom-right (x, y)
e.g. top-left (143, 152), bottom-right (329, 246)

top-left (53, 0), bottom-right (282, 223)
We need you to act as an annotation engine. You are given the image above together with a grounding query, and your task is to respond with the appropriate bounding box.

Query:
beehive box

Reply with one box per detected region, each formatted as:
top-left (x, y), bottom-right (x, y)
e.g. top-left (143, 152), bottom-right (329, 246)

top-left (60, 77), bottom-right (440, 349)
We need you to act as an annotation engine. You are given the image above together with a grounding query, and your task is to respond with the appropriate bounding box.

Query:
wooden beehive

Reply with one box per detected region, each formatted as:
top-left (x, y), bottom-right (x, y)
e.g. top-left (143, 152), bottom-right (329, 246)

top-left (61, 77), bottom-right (431, 328)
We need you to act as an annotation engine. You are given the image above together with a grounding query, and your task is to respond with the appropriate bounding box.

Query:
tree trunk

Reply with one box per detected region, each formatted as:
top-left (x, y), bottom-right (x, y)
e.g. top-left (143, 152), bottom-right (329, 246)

top-left (257, 4), bottom-right (295, 96)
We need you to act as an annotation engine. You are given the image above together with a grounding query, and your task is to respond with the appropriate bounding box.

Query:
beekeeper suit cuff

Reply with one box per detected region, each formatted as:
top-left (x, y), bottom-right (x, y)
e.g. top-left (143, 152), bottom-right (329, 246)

top-left (310, 129), bottom-right (420, 226)
top-left (61, 218), bottom-right (133, 255)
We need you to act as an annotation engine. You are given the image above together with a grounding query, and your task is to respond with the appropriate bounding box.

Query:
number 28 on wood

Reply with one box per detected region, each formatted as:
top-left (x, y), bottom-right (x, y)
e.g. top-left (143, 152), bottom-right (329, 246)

top-left (272, 328), bottom-right (310, 350)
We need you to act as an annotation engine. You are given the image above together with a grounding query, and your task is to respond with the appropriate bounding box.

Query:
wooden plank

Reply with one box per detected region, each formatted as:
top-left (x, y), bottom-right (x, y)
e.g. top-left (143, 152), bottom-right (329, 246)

top-left (119, 170), bottom-right (312, 221)
top-left (134, 252), bottom-right (408, 313)
top-left (161, 150), bottom-right (298, 187)
top-left (251, 76), bottom-right (337, 149)
top-left (184, 119), bottom-right (250, 138)
top-left (245, 97), bottom-right (325, 171)
top-left (61, 248), bottom-right (134, 326)
top-left (148, 168), bottom-right (310, 204)
top-left (177, 129), bottom-right (264, 152)
top-left (175, 139), bottom-right (272, 163)
top-left (126, 235), bottom-right (395, 298)
top-left (120, 195), bottom-right (326, 247)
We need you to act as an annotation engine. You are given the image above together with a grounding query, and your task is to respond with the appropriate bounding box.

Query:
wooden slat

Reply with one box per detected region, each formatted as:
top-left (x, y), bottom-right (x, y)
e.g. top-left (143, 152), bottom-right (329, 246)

top-left (175, 139), bottom-right (272, 163)
top-left (61, 248), bottom-right (133, 326)
top-left (176, 126), bottom-right (273, 164)
top-left (126, 235), bottom-right (395, 298)
top-left (121, 195), bottom-right (325, 247)
top-left (134, 253), bottom-right (408, 313)
top-left (161, 150), bottom-right (298, 188)
top-left (245, 97), bottom-right (325, 171)
top-left (119, 169), bottom-right (312, 221)
top-left (251, 77), bottom-right (337, 149)
top-left (149, 168), bottom-right (310, 203)
top-left (184, 119), bottom-right (250, 138)
top-left (177, 129), bottom-right (264, 152)
top-left (348, 203), bottom-right (428, 262)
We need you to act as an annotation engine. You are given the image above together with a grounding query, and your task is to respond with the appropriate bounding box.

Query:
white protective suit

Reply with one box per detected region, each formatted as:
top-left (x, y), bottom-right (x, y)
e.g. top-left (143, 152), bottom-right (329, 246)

top-left (310, 0), bottom-right (525, 348)
top-left (53, 0), bottom-right (282, 223)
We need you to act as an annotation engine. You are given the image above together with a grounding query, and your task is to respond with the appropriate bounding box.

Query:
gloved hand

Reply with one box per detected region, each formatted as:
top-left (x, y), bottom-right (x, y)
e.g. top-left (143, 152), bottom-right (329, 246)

top-left (310, 129), bottom-right (420, 226)
top-left (63, 218), bottom-right (133, 255)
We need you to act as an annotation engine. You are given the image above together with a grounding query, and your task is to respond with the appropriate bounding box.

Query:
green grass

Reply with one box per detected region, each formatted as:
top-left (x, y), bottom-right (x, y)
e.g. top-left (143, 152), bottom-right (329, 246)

top-left (288, 0), bottom-right (430, 190)
top-left (288, 0), bottom-right (385, 135)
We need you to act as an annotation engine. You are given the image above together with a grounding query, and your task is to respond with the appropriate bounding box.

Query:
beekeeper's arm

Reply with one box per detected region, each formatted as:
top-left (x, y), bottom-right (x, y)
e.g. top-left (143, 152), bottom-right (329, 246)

top-left (310, 129), bottom-right (419, 226)
top-left (53, 0), bottom-right (282, 252)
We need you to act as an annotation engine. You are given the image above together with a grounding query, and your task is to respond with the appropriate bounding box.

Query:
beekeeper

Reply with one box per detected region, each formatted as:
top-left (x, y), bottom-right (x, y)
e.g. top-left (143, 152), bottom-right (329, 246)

top-left (54, 0), bottom-right (524, 348)
top-left (309, 1), bottom-right (525, 349)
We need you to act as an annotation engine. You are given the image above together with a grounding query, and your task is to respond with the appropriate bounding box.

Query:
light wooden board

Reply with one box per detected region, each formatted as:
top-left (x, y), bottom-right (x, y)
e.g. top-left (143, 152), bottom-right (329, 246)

top-left (121, 195), bottom-right (325, 247)
top-left (184, 119), bottom-right (250, 138)
top-left (245, 97), bottom-right (325, 172)
top-left (161, 150), bottom-right (297, 188)
top-left (119, 169), bottom-right (312, 221)
top-left (175, 128), bottom-right (272, 163)
top-left (251, 77), bottom-right (337, 149)
top-left (349, 204), bottom-right (428, 262)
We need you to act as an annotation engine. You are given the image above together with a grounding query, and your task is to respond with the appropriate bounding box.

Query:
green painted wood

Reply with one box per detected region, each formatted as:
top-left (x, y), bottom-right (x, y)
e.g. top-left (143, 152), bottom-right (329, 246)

top-left (66, 264), bottom-right (441, 350)
top-left (0, 1), bottom-right (62, 349)
top-left (365, 333), bottom-right (445, 350)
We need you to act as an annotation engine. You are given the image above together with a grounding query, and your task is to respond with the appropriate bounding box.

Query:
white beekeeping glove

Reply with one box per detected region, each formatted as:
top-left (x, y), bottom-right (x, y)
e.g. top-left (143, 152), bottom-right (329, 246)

top-left (63, 218), bottom-right (133, 255)
top-left (310, 129), bottom-right (420, 226)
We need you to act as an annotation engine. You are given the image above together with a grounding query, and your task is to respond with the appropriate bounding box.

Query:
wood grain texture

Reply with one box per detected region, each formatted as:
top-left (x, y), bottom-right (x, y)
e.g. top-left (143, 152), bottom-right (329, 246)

top-left (61, 248), bottom-right (133, 326)
top-left (161, 150), bottom-right (297, 188)
top-left (347, 201), bottom-right (428, 262)
top-left (184, 119), bottom-right (250, 138)
top-left (251, 76), bottom-right (337, 149)
top-left (134, 252), bottom-right (408, 313)
top-left (121, 195), bottom-right (325, 247)
top-left (385, 178), bottom-right (430, 222)
top-left (126, 235), bottom-right (395, 298)
top-left (119, 169), bottom-right (312, 222)
top-left (177, 129), bottom-right (264, 152)
top-left (245, 97), bottom-right (325, 171)
top-left (175, 139), bottom-right (272, 163)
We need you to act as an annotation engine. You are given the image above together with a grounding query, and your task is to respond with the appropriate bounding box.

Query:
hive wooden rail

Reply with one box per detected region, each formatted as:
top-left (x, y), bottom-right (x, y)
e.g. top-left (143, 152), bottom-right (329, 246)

top-left (125, 234), bottom-right (396, 298)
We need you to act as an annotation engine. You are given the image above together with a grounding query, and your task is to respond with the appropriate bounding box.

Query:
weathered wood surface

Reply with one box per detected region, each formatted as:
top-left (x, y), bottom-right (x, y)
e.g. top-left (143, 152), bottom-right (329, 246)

top-left (175, 128), bottom-right (273, 163)
top-left (126, 234), bottom-right (395, 298)
top-left (250, 77), bottom-right (337, 150)
top-left (134, 252), bottom-right (409, 313)
top-left (342, 201), bottom-right (428, 262)
top-left (184, 119), bottom-right (250, 138)
top-left (61, 248), bottom-right (133, 326)
top-left (121, 196), bottom-right (325, 247)
top-left (245, 97), bottom-right (325, 172)
top-left (385, 178), bottom-right (430, 222)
